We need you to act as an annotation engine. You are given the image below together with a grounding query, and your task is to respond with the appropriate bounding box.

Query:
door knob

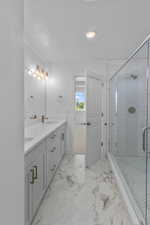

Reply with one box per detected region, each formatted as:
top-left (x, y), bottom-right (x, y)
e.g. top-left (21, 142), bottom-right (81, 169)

top-left (110, 122), bottom-right (114, 127)
top-left (87, 122), bottom-right (91, 126)
top-left (80, 122), bottom-right (86, 125)
top-left (80, 122), bottom-right (91, 126)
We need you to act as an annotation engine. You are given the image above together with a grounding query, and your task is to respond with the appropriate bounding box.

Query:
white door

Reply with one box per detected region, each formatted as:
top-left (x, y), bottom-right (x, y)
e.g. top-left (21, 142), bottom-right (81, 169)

top-left (85, 75), bottom-right (102, 167)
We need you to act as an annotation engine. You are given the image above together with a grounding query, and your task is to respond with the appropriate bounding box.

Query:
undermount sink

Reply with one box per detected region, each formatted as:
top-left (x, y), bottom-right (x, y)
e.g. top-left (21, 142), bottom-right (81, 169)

top-left (24, 137), bottom-right (34, 143)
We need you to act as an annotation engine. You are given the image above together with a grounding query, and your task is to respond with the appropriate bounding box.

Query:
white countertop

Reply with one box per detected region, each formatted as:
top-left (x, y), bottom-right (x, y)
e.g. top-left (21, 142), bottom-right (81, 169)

top-left (24, 120), bottom-right (66, 155)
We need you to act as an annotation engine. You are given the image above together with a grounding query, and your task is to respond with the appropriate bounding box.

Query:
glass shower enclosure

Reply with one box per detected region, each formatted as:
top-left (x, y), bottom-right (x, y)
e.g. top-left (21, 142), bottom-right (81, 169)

top-left (109, 36), bottom-right (150, 225)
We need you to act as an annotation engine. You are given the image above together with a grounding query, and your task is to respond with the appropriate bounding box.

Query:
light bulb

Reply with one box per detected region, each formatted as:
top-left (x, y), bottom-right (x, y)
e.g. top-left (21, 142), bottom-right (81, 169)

top-left (86, 31), bottom-right (96, 39)
top-left (33, 73), bottom-right (37, 78)
top-left (28, 69), bottom-right (32, 76)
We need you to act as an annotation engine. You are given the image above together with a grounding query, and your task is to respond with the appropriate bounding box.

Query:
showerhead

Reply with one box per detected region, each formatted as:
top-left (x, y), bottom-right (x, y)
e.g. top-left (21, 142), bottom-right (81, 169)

top-left (130, 74), bottom-right (138, 80)
top-left (124, 74), bottom-right (138, 80)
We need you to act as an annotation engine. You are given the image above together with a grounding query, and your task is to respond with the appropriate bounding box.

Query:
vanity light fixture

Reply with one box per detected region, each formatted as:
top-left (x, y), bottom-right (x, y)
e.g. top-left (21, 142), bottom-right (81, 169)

top-left (28, 69), bottom-right (33, 76)
top-left (33, 73), bottom-right (37, 78)
top-left (26, 66), bottom-right (36, 76)
top-left (44, 72), bottom-right (48, 80)
top-left (26, 65), bottom-right (48, 81)
top-left (35, 65), bottom-right (48, 80)
top-left (86, 31), bottom-right (96, 39)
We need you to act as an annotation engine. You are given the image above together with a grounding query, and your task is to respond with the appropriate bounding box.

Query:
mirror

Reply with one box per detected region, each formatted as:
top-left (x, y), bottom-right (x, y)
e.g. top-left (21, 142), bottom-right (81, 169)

top-left (24, 43), bottom-right (47, 127)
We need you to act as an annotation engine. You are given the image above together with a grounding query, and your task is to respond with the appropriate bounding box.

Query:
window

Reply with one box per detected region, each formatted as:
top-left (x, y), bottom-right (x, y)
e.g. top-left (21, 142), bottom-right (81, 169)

top-left (75, 76), bottom-right (86, 112)
top-left (75, 92), bottom-right (85, 111)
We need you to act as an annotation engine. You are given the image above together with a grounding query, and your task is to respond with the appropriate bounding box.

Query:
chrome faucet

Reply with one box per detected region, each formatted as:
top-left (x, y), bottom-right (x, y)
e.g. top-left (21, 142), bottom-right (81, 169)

top-left (41, 115), bottom-right (48, 123)
top-left (30, 114), bottom-right (37, 119)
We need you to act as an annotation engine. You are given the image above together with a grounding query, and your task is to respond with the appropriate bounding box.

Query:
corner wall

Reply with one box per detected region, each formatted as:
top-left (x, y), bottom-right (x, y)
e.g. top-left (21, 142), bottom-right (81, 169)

top-left (0, 1), bottom-right (24, 225)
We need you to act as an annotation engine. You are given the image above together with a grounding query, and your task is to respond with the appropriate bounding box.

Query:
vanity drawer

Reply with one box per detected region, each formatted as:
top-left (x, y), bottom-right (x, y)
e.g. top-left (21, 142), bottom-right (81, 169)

top-left (25, 141), bottom-right (45, 169)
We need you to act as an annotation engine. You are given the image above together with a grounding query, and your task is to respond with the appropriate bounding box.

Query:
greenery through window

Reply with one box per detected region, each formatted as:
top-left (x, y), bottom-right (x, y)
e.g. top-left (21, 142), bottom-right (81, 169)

top-left (75, 76), bottom-right (86, 112)
top-left (75, 92), bottom-right (85, 111)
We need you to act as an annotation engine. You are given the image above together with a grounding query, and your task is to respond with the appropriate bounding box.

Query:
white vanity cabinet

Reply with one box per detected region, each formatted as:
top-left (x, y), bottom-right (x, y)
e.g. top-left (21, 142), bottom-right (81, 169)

top-left (25, 122), bottom-right (66, 225)
top-left (32, 149), bottom-right (45, 218)
top-left (46, 124), bottom-right (66, 186)
top-left (25, 141), bottom-right (46, 225)
top-left (25, 165), bottom-right (32, 225)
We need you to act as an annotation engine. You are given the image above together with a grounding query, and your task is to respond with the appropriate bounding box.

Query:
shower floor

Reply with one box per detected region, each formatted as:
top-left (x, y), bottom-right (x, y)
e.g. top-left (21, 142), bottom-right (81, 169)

top-left (115, 155), bottom-right (150, 222)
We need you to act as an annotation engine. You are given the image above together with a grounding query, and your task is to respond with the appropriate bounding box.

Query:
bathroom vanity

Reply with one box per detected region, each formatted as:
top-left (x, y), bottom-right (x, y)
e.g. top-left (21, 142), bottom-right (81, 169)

top-left (24, 120), bottom-right (66, 225)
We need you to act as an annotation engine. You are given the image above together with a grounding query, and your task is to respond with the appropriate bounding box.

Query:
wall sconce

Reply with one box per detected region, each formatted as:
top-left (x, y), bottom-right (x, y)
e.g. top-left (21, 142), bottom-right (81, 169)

top-left (26, 65), bottom-right (48, 81)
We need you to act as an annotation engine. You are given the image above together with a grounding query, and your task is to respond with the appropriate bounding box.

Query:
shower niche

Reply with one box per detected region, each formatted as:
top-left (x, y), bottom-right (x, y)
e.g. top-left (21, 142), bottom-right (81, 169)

top-left (109, 37), bottom-right (150, 225)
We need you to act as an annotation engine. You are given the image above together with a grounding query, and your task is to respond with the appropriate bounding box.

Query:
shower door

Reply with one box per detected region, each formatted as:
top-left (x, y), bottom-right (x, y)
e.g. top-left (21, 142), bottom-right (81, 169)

top-left (110, 41), bottom-right (149, 224)
top-left (147, 40), bottom-right (150, 225)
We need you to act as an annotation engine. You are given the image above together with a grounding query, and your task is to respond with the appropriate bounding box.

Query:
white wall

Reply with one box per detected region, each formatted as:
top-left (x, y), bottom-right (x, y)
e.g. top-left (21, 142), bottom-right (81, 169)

top-left (46, 61), bottom-right (107, 153)
top-left (24, 43), bottom-right (52, 126)
top-left (0, 1), bottom-right (24, 225)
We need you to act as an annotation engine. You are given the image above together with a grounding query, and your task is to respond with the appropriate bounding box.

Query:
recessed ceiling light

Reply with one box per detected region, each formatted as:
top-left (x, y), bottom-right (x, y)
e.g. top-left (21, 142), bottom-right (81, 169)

top-left (86, 31), bottom-right (96, 39)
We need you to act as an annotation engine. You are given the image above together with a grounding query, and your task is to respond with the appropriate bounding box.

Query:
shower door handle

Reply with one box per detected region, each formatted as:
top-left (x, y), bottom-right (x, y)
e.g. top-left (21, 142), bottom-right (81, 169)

top-left (142, 127), bottom-right (150, 152)
top-left (143, 128), bottom-right (147, 152)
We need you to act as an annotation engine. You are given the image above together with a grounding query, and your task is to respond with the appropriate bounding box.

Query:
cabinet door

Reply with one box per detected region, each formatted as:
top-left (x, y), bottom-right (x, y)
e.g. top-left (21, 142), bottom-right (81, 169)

top-left (47, 147), bottom-right (56, 184)
top-left (46, 132), bottom-right (58, 184)
top-left (25, 165), bottom-right (33, 225)
top-left (32, 151), bottom-right (45, 217)
top-left (43, 150), bottom-right (47, 190)
top-left (25, 170), bottom-right (30, 225)
top-left (55, 135), bottom-right (61, 166)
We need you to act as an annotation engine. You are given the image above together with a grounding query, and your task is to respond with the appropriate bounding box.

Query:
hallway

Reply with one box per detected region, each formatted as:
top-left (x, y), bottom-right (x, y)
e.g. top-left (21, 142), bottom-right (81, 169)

top-left (32, 154), bottom-right (131, 225)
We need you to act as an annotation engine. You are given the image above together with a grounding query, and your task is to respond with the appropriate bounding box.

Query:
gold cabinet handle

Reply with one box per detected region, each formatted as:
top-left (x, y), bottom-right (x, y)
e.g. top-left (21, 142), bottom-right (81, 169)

top-left (30, 169), bottom-right (35, 184)
top-left (33, 165), bottom-right (38, 180)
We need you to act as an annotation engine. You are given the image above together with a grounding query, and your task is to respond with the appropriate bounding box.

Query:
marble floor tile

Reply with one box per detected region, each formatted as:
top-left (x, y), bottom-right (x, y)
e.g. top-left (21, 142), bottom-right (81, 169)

top-left (32, 154), bottom-right (132, 225)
